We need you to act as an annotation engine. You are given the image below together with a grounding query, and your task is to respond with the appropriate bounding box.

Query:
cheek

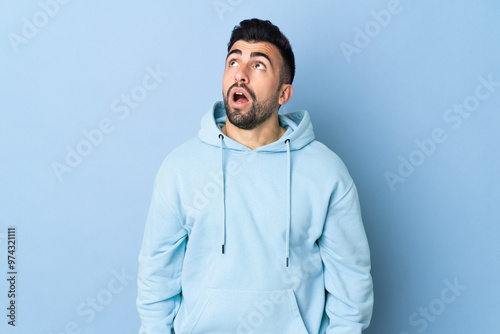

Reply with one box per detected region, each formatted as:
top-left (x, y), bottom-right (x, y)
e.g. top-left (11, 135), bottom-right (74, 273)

top-left (222, 70), bottom-right (235, 86)
top-left (222, 75), bottom-right (231, 94)
top-left (256, 81), bottom-right (279, 99)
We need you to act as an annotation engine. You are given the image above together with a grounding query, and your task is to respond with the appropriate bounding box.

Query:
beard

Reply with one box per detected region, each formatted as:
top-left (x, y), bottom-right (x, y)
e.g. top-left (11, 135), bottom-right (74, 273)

top-left (223, 83), bottom-right (281, 130)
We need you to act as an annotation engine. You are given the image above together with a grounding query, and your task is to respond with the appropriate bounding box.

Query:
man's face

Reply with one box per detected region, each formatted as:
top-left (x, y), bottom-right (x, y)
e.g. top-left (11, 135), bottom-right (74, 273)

top-left (222, 40), bottom-right (284, 130)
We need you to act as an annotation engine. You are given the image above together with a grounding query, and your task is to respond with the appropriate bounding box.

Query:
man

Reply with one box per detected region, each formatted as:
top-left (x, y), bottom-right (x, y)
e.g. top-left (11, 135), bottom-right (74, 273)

top-left (137, 18), bottom-right (373, 333)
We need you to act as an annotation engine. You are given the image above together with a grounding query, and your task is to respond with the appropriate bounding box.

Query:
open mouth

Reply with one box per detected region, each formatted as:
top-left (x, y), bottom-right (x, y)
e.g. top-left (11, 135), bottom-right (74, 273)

top-left (230, 88), bottom-right (251, 108)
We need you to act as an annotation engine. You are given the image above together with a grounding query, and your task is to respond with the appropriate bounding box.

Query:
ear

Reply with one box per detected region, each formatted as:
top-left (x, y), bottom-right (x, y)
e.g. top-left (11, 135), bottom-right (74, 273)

top-left (278, 84), bottom-right (293, 105)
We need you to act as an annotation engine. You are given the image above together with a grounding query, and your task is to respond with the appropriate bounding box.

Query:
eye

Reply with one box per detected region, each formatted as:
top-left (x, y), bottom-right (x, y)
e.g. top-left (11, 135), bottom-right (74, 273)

top-left (228, 60), bottom-right (238, 67)
top-left (255, 62), bottom-right (266, 70)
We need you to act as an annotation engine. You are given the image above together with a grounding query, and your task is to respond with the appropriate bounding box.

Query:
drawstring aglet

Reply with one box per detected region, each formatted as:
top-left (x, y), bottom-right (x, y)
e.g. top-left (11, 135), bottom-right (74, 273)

top-left (222, 245), bottom-right (225, 254)
top-left (286, 257), bottom-right (289, 267)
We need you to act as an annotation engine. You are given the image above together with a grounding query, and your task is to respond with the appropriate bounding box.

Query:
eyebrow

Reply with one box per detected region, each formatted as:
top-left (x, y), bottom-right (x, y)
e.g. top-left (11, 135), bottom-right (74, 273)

top-left (226, 49), bottom-right (273, 67)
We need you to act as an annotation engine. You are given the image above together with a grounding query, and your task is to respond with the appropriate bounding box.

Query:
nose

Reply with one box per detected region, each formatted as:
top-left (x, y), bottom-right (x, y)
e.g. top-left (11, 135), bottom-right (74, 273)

top-left (234, 65), bottom-right (248, 83)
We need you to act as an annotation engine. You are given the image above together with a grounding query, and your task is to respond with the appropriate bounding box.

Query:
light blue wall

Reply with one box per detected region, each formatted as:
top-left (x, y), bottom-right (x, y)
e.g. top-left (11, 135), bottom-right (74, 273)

top-left (1, 1), bottom-right (499, 333)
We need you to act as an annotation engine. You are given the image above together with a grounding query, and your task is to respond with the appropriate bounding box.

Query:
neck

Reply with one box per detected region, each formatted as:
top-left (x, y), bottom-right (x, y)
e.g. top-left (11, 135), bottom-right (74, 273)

top-left (221, 115), bottom-right (286, 150)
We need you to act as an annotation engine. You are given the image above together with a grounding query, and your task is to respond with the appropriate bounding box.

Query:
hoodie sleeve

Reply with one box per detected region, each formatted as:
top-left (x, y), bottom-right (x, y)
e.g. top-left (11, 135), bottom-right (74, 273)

top-left (318, 181), bottom-right (374, 333)
top-left (137, 175), bottom-right (187, 334)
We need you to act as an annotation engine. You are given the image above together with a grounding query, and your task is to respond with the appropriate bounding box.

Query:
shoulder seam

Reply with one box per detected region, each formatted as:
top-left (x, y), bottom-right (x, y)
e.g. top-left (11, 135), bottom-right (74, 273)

top-left (329, 180), bottom-right (355, 209)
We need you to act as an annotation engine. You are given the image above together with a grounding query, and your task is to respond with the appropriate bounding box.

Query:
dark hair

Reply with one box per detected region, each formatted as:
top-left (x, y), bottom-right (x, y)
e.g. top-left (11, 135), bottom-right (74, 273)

top-left (228, 18), bottom-right (295, 85)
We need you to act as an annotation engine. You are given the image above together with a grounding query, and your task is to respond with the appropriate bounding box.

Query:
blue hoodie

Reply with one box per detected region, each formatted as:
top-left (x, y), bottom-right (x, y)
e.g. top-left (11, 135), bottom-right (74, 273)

top-left (137, 101), bottom-right (373, 334)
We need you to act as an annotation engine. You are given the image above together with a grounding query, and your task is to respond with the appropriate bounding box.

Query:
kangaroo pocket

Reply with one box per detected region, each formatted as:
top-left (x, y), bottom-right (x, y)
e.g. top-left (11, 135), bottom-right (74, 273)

top-left (178, 288), bottom-right (309, 334)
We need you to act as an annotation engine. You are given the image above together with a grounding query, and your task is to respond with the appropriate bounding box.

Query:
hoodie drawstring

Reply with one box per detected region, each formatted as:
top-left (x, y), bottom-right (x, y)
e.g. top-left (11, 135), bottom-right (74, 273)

top-left (218, 133), bottom-right (291, 268)
top-left (285, 139), bottom-right (291, 267)
top-left (219, 134), bottom-right (226, 254)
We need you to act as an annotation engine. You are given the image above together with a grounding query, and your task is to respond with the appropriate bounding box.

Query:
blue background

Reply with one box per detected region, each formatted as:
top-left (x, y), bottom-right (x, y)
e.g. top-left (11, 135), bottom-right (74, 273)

top-left (1, 0), bottom-right (499, 333)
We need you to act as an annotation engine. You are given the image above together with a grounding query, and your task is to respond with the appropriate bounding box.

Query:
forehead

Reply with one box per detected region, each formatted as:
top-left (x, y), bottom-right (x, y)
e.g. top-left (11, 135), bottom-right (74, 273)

top-left (228, 40), bottom-right (282, 63)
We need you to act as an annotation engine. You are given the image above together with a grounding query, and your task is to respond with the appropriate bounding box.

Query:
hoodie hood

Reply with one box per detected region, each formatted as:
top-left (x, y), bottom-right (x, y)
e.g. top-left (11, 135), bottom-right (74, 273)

top-left (198, 101), bottom-right (315, 152)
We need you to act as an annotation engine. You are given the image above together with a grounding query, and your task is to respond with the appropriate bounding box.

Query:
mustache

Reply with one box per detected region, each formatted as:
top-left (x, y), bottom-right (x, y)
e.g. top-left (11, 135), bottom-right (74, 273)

top-left (227, 82), bottom-right (256, 101)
